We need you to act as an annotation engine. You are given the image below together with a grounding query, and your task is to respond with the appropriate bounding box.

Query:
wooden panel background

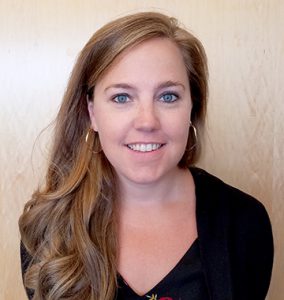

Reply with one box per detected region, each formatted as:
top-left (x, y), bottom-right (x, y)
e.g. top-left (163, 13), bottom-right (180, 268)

top-left (0, 1), bottom-right (283, 299)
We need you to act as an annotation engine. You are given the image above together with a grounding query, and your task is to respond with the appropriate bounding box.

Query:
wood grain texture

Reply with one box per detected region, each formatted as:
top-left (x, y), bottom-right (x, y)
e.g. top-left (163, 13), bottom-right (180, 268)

top-left (0, 0), bottom-right (283, 299)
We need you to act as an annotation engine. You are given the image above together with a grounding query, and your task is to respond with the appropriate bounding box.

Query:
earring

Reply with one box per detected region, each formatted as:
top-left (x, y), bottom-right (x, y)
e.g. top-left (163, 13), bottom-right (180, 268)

top-left (185, 122), bottom-right (198, 152)
top-left (85, 128), bottom-right (92, 143)
top-left (85, 128), bottom-right (102, 154)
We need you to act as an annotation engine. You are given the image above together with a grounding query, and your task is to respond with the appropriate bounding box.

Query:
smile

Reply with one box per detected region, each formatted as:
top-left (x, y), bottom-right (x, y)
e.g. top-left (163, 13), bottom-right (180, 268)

top-left (127, 143), bottom-right (164, 152)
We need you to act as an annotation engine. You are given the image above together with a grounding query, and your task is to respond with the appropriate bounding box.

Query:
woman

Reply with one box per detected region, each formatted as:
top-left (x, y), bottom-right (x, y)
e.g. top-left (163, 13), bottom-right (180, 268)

top-left (19, 12), bottom-right (273, 300)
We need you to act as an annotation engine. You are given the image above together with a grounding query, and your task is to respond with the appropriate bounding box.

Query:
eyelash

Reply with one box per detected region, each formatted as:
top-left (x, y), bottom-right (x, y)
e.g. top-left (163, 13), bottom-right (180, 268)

top-left (159, 92), bottom-right (179, 103)
top-left (112, 93), bottom-right (130, 103)
top-left (111, 91), bottom-right (180, 104)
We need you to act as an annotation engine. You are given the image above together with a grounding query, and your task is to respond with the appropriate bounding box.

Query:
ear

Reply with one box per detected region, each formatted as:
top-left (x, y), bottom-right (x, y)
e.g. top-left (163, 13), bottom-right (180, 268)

top-left (87, 101), bottom-right (99, 132)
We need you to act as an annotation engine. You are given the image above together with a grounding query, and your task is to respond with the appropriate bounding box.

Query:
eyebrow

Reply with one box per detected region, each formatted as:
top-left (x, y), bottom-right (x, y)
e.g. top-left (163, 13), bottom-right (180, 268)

top-left (104, 83), bottom-right (135, 92)
top-left (157, 80), bottom-right (186, 91)
top-left (104, 81), bottom-right (186, 93)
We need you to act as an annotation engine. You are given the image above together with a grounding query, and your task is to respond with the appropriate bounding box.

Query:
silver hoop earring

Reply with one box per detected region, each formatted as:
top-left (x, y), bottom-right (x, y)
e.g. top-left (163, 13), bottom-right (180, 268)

top-left (185, 122), bottom-right (198, 152)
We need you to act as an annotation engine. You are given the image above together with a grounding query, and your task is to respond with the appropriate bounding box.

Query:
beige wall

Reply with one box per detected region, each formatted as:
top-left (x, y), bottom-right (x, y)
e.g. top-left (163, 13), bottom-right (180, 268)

top-left (1, 1), bottom-right (283, 299)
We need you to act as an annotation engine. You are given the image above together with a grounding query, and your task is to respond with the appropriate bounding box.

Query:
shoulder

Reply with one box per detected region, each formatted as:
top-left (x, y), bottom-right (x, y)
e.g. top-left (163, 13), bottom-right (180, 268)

top-left (190, 166), bottom-right (270, 223)
top-left (191, 167), bottom-right (274, 298)
top-left (191, 166), bottom-right (273, 255)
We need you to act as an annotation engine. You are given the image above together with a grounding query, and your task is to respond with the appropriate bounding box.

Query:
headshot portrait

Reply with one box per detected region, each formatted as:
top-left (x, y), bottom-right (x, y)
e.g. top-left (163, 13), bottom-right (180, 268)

top-left (0, 1), bottom-right (283, 300)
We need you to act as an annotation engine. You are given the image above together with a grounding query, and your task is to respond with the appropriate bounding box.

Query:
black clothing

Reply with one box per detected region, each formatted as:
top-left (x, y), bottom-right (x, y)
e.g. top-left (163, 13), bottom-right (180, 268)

top-left (116, 239), bottom-right (209, 300)
top-left (20, 167), bottom-right (274, 300)
top-left (191, 168), bottom-right (273, 300)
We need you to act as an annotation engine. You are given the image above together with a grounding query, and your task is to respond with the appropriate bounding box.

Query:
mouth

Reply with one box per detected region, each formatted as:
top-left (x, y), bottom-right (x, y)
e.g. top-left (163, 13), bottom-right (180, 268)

top-left (126, 143), bottom-right (165, 152)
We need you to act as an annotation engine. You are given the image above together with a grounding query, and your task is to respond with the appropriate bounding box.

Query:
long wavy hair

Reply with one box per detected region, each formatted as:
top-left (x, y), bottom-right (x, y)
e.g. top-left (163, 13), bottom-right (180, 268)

top-left (19, 11), bottom-right (208, 300)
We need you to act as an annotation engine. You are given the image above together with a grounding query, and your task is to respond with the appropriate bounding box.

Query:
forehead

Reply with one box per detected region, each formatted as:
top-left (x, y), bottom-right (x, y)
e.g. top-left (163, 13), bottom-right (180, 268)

top-left (95, 37), bottom-right (189, 88)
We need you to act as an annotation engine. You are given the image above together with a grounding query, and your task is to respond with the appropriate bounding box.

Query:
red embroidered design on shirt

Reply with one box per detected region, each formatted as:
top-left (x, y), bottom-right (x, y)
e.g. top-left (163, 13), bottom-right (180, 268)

top-left (146, 294), bottom-right (174, 300)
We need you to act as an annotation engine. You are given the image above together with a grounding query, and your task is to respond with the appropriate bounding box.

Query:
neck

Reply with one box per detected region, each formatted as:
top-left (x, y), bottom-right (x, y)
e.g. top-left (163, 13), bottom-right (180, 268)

top-left (117, 167), bottom-right (194, 209)
top-left (117, 167), bottom-right (196, 229)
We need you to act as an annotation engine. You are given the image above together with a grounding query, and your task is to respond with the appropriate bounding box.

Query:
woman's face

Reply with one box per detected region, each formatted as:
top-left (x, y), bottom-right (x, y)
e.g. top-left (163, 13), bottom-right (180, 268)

top-left (88, 38), bottom-right (192, 186)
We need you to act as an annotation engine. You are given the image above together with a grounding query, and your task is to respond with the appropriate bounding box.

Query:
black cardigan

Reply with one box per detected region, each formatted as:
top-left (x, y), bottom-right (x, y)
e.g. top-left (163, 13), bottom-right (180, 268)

top-left (191, 167), bottom-right (273, 300)
top-left (21, 167), bottom-right (273, 299)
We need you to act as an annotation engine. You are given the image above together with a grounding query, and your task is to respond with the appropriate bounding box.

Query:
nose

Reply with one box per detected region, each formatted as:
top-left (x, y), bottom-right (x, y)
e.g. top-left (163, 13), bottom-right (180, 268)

top-left (134, 102), bottom-right (160, 132)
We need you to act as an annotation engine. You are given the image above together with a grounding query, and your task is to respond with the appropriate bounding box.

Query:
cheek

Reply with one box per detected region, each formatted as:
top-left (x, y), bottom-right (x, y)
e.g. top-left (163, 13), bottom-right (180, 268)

top-left (90, 108), bottom-right (108, 133)
top-left (167, 113), bottom-right (190, 140)
top-left (96, 117), bottom-right (125, 148)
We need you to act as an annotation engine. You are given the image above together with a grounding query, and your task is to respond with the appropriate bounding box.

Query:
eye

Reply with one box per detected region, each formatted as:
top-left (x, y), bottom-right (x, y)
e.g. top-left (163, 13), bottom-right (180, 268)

top-left (160, 92), bottom-right (179, 103)
top-left (112, 94), bottom-right (129, 103)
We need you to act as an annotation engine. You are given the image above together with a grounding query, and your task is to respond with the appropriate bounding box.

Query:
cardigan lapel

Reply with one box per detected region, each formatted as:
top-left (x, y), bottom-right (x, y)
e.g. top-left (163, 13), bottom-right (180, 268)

top-left (191, 168), bottom-right (233, 300)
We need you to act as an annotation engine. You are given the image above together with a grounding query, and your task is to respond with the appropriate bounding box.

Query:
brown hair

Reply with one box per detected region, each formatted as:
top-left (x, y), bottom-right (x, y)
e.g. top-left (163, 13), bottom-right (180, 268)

top-left (19, 11), bottom-right (208, 300)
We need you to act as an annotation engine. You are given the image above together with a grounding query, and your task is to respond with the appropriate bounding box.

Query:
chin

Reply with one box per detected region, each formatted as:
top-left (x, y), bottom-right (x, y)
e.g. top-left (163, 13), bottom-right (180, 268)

top-left (119, 165), bottom-right (180, 186)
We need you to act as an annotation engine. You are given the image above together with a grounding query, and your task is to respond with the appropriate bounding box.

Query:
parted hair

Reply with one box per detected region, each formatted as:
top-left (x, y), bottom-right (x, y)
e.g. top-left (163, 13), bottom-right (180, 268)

top-left (19, 11), bottom-right (208, 300)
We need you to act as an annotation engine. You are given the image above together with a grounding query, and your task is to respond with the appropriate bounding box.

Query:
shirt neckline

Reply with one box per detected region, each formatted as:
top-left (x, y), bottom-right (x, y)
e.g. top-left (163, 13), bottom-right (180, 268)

top-left (118, 238), bottom-right (199, 298)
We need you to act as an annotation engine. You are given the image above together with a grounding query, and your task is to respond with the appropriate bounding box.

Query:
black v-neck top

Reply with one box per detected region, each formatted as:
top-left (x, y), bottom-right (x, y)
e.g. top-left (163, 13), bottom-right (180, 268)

top-left (116, 239), bottom-right (209, 300)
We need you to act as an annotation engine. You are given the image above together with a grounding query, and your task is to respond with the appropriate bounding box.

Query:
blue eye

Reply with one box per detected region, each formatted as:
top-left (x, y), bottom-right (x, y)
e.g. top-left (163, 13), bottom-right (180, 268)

top-left (113, 94), bottom-right (129, 103)
top-left (160, 93), bottom-right (179, 103)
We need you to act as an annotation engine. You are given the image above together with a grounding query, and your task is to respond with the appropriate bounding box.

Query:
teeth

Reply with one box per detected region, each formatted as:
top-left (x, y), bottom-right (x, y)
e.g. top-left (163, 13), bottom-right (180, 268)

top-left (127, 143), bottom-right (162, 152)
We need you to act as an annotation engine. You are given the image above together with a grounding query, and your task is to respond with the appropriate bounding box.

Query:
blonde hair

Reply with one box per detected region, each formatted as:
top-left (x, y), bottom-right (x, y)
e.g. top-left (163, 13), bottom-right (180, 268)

top-left (19, 11), bottom-right (208, 300)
